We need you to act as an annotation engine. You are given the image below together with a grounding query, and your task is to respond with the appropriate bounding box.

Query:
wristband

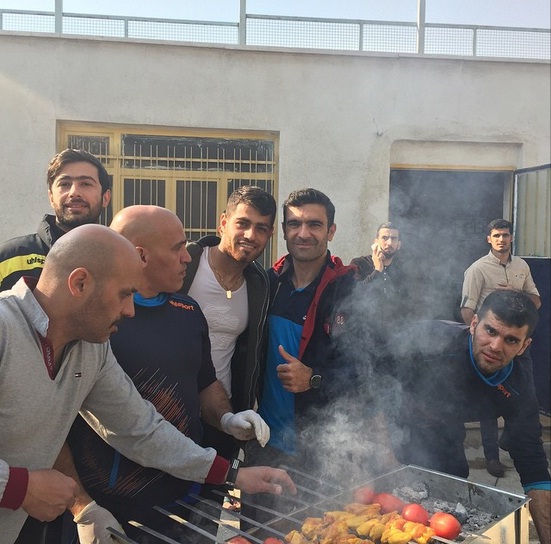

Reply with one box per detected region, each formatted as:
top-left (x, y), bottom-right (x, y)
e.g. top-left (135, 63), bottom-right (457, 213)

top-left (225, 448), bottom-right (245, 488)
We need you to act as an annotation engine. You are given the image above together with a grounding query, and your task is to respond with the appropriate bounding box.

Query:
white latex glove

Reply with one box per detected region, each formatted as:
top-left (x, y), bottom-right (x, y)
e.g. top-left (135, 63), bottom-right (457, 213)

top-left (73, 500), bottom-right (126, 544)
top-left (220, 410), bottom-right (270, 446)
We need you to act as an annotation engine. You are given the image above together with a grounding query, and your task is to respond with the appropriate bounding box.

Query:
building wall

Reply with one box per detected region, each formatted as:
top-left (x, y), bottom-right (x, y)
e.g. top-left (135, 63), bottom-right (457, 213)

top-left (0, 33), bottom-right (549, 261)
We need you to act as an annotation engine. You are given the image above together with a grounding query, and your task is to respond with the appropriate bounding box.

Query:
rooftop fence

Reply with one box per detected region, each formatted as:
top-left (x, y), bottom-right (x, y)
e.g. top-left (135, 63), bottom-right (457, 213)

top-left (0, 8), bottom-right (549, 60)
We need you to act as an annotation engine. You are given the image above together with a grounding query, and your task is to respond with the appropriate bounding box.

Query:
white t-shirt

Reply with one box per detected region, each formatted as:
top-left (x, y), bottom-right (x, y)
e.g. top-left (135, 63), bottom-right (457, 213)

top-left (188, 247), bottom-right (248, 398)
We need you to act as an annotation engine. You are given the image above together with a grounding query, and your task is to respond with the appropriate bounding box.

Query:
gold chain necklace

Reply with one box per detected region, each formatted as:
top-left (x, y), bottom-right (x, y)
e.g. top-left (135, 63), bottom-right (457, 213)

top-left (208, 249), bottom-right (243, 299)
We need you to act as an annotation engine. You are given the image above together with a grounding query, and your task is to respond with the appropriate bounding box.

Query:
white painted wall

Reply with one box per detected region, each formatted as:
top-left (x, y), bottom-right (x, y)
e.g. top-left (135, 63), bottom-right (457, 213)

top-left (0, 33), bottom-right (549, 261)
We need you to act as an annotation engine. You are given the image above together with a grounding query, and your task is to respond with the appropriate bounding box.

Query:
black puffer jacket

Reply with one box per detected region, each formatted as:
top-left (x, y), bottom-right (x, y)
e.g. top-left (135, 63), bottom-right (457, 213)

top-left (0, 215), bottom-right (65, 291)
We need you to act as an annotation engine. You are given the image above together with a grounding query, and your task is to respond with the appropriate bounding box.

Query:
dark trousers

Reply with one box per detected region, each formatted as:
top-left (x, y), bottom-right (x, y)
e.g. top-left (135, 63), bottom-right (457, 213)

top-left (480, 418), bottom-right (500, 460)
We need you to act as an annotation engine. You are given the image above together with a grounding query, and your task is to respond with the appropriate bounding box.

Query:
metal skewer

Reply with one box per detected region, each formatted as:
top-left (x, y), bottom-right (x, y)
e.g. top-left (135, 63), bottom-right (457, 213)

top-left (146, 508), bottom-right (228, 543)
top-left (105, 527), bottom-right (140, 543)
top-left (173, 500), bottom-right (265, 543)
top-left (431, 536), bottom-right (461, 544)
top-left (213, 489), bottom-right (305, 524)
top-left (279, 464), bottom-right (343, 492)
top-left (187, 493), bottom-right (289, 539)
top-left (128, 520), bottom-right (187, 544)
top-left (294, 482), bottom-right (335, 500)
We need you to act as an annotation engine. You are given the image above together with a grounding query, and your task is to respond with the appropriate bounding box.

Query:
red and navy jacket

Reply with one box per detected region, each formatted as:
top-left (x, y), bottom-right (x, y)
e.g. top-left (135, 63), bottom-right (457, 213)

top-left (265, 251), bottom-right (357, 414)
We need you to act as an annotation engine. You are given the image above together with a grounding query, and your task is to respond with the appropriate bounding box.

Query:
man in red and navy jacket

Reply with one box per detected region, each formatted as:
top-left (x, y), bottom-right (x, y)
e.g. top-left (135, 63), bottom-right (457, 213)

top-left (241, 188), bottom-right (357, 532)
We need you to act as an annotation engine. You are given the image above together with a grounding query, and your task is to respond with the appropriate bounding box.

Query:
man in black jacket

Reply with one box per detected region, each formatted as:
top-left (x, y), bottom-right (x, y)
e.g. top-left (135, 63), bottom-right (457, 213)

top-left (0, 149), bottom-right (111, 291)
top-left (349, 222), bottom-right (413, 326)
top-left (179, 186), bottom-right (276, 514)
top-left (179, 186), bottom-right (276, 459)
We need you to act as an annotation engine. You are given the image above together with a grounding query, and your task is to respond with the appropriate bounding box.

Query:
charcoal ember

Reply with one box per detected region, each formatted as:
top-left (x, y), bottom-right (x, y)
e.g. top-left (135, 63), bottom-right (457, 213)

top-left (392, 481), bottom-right (429, 502)
top-left (429, 499), bottom-right (452, 512)
top-left (451, 502), bottom-right (469, 524)
top-left (462, 508), bottom-right (496, 532)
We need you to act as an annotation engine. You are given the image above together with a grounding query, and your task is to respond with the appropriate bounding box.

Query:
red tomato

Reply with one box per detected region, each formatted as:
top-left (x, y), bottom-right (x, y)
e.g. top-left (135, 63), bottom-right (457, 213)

top-left (430, 512), bottom-right (462, 540)
top-left (402, 503), bottom-right (430, 525)
top-left (227, 537), bottom-right (252, 544)
top-left (373, 492), bottom-right (405, 514)
top-left (353, 486), bottom-right (376, 504)
top-left (263, 539), bottom-right (284, 544)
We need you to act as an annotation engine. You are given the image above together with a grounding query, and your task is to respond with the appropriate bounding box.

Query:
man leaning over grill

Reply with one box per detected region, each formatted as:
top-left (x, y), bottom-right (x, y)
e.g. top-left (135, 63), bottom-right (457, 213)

top-left (460, 218), bottom-right (541, 479)
top-left (0, 219), bottom-right (296, 544)
top-left (383, 290), bottom-right (550, 544)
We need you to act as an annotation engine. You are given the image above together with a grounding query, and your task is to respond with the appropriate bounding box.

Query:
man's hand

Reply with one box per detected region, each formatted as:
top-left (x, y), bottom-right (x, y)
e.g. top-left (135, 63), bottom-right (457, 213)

top-left (220, 410), bottom-right (270, 446)
top-left (74, 500), bottom-right (126, 544)
top-left (235, 466), bottom-right (297, 496)
top-left (21, 469), bottom-right (78, 521)
top-left (371, 243), bottom-right (385, 272)
top-left (276, 345), bottom-right (312, 393)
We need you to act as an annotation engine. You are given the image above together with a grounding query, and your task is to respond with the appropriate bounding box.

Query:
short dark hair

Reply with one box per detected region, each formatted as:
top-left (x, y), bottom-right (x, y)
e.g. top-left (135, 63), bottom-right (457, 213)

top-left (478, 290), bottom-right (539, 337)
top-left (225, 185), bottom-right (277, 226)
top-left (47, 149), bottom-right (111, 195)
top-left (487, 219), bottom-right (512, 236)
top-left (282, 188), bottom-right (335, 227)
top-left (377, 222), bottom-right (400, 239)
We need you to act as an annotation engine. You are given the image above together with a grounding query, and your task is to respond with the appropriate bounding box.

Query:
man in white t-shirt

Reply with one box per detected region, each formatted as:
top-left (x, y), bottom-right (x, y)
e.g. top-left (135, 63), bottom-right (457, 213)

top-left (181, 186), bottom-right (276, 464)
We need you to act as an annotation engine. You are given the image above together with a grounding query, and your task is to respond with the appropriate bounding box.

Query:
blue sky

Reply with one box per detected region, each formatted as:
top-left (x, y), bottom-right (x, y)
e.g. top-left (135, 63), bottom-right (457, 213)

top-left (1, 0), bottom-right (550, 29)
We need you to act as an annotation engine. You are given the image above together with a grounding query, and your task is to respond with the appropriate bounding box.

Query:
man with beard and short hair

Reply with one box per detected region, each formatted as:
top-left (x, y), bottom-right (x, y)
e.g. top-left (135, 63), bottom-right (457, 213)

top-left (181, 187), bottom-right (276, 446)
top-left (0, 149), bottom-right (111, 291)
top-left (460, 218), bottom-right (541, 478)
top-left (349, 222), bottom-right (413, 335)
top-left (350, 222), bottom-right (402, 282)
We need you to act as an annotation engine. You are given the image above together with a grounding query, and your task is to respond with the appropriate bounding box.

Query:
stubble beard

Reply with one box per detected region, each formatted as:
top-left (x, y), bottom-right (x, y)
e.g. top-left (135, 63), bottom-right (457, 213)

top-left (57, 206), bottom-right (102, 230)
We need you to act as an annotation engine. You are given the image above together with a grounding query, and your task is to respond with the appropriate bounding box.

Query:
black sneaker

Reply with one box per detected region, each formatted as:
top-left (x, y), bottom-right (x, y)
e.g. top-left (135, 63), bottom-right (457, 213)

top-left (486, 459), bottom-right (506, 477)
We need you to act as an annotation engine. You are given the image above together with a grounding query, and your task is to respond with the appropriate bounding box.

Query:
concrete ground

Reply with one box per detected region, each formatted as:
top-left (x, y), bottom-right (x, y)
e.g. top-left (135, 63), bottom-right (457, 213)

top-left (217, 414), bottom-right (551, 543)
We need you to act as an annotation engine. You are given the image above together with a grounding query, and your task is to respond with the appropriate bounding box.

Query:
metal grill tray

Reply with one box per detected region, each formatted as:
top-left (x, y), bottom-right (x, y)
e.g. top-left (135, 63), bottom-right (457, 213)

top-left (260, 465), bottom-right (530, 544)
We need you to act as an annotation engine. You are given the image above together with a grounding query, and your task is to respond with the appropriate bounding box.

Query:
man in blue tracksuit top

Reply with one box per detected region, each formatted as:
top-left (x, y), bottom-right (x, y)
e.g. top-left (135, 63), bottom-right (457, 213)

top-left (242, 188), bottom-right (356, 531)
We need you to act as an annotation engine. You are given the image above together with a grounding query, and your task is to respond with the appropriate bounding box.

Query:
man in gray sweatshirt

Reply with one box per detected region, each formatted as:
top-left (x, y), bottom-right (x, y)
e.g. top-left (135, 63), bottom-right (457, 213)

top-left (0, 224), bottom-right (295, 544)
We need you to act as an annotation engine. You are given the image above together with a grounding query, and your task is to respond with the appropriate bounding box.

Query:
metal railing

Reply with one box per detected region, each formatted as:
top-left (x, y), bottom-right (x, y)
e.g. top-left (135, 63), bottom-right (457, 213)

top-left (0, 8), bottom-right (549, 60)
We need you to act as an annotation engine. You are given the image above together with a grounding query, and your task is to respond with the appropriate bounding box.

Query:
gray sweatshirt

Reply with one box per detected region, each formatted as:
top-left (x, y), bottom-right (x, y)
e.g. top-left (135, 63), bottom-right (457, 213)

top-left (0, 279), bottom-right (219, 543)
